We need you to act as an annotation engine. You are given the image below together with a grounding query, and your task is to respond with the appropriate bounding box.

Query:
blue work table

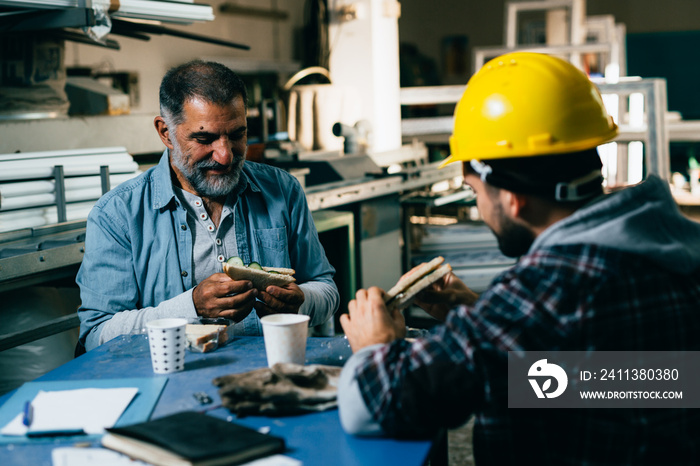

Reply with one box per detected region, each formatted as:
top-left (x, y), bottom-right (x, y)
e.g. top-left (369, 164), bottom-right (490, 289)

top-left (0, 335), bottom-right (435, 466)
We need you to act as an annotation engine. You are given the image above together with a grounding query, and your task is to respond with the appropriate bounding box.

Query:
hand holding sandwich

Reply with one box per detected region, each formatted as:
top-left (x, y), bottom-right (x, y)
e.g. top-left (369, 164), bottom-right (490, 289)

top-left (221, 258), bottom-right (305, 317)
top-left (340, 257), bottom-right (480, 352)
top-left (193, 273), bottom-right (306, 321)
top-left (411, 272), bottom-right (479, 322)
top-left (341, 287), bottom-right (406, 352)
top-left (254, 282), bottom-right (305, 317)
top-left (383, 256), bottom-right (478, 322)
top-left (192, 273), bottom-right (259, 322)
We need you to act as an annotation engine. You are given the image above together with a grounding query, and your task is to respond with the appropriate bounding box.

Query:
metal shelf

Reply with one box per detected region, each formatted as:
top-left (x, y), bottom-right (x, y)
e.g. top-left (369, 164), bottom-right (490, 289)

top-left (0, 1), bottom-right (251, 51)
top-left (0, 7), bottom-right (97, 32)
top-left (0, 1), bottom-right (215, 29)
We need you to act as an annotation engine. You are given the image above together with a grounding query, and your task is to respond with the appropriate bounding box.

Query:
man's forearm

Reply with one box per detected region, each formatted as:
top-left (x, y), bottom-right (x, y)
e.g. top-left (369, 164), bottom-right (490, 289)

top-left (85, 289), bottom-right (197, 350)
top-left (298, 280), bottom-right (339, 326)
top-left (338, 344), bottom-right (386, 435)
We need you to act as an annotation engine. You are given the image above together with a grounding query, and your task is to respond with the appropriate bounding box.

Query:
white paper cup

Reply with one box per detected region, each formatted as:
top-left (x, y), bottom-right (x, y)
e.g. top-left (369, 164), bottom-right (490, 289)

top-left (261, 314), bottom-right (310, 367)
top-left (146, 318), bottom-right (187, 374)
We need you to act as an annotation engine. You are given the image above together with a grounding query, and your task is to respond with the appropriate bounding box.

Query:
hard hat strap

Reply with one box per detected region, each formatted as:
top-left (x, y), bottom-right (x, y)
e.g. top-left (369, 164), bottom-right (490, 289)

top-left (469, 159), bottom-right (493, 182)
top-left (470, 159), bottom-right (603, 202)
top-left (554, 170), bottom-right (605, 202)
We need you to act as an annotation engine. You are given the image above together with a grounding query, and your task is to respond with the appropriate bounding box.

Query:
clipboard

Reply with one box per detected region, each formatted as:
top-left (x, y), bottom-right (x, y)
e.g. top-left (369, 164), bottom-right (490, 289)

top-left (0, 377), bottom-right (167, 445)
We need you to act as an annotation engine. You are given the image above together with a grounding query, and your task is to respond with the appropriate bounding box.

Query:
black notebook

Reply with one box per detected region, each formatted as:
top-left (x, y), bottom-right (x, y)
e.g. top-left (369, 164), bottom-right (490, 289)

top-left (101, 411), bottom-right (285, 466)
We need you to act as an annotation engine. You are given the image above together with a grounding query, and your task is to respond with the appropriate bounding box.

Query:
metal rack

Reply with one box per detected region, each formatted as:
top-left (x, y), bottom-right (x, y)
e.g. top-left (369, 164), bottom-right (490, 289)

top-left (585, 14), bottom-right (626, 77)
top-left (503, 0), bottom-right (587, 68)
top-left (474, 0), bottom-right (626, 80)
top-left (0, 164), bottom-right (112, 292)
top-left (597, 78), bottom-right (670, 184)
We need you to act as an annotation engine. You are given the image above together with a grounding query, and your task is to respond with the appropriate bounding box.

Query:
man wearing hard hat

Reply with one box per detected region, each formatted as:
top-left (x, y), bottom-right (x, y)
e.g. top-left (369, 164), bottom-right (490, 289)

top-left (338, 52), bottom-right (700, 464)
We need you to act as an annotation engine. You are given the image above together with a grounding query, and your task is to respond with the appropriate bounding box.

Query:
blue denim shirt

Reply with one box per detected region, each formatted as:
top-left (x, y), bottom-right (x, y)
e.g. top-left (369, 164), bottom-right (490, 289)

top-left (77, 150), bottom-right (339, 350)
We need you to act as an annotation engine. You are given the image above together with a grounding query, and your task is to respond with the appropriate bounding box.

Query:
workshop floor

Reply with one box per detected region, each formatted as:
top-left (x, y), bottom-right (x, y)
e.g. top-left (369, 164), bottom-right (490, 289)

top-left (448, 418), bottom-right (475, 466)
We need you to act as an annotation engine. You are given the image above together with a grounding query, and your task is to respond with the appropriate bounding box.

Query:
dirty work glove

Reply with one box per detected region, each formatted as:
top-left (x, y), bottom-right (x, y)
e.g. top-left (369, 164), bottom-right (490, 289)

top-left (213, 363), bottom-right (342, 416)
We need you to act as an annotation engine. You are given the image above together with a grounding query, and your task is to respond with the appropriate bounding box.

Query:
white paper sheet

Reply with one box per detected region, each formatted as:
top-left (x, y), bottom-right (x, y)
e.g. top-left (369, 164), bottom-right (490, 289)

top-left (0, 387), bottom-right (138, 436)
top-left (50, 449), bottom-right (299, 466)
top-left (242, 454), bottom-right (303, 466)
top-left (52, 447), bottom-right (150, 466)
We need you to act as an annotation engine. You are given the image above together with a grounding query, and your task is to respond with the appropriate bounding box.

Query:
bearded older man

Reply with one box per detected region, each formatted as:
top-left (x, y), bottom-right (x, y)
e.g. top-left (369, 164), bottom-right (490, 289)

top-left (76, 61), bottom-right (339, 352)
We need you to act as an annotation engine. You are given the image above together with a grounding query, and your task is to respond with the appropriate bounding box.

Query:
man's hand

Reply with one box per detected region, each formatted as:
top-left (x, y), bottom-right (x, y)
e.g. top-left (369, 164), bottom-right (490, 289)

top-left (340, 287), bottom-right (406, 353)
top-left (254, 283), bottom-right (305, 317)
top-left (193, 273), bottom-right (258, 322)
top-left (413, 272), bottom-right (479, 322)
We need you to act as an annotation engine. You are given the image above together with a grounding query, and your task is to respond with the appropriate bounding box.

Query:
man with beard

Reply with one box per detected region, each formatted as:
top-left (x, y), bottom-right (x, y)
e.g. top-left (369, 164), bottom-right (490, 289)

top-left (337, 52), bottom-right (700, 464)
top-left (76, 61), bottom-right (338, 351)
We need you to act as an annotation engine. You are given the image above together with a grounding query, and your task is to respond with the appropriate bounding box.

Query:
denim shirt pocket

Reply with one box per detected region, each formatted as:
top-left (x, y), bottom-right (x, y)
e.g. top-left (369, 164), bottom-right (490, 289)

top-left (253, 227), bottom-right (290, 267)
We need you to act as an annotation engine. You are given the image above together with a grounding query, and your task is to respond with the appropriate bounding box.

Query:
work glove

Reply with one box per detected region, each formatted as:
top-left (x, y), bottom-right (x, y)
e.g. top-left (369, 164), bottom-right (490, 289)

top-left (213, 363), bottom-right (342, 416)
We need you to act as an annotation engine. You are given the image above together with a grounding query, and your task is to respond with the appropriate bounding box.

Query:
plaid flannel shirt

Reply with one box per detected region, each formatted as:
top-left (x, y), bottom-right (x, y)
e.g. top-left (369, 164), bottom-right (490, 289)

top-left (355, 244), bottom-right (700, 465)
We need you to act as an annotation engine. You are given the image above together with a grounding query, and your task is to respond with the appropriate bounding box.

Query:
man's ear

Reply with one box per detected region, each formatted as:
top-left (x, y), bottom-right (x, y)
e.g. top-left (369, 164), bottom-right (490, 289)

top-left (154, 116), bottom-right (174, 150)
top-left (501, 189), bottom-right (528, 219)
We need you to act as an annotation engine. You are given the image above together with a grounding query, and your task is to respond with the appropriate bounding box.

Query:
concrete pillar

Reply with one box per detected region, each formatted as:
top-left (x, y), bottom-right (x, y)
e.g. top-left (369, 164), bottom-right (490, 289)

top-left (328, 0), bottom-right (403, 155)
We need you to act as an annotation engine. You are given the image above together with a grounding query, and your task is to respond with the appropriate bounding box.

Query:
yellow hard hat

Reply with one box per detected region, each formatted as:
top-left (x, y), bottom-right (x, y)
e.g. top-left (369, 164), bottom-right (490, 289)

top-left (441, 52), bottom-right (618, 167)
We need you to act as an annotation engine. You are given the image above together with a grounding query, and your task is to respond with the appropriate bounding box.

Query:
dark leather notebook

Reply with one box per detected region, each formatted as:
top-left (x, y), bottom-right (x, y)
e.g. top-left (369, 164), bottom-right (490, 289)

top-left (102, 411), bottom-right (285, 466)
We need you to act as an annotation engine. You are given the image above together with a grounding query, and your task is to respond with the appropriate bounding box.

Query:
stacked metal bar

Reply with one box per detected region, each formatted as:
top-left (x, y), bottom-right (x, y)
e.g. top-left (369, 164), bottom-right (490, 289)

top-left (0, 147), bottom-right (141, 232)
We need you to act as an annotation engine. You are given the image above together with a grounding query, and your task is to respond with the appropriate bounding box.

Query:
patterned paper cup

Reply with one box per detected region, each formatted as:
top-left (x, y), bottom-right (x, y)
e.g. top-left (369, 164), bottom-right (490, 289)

top-left (146, 318), bottom-right (187, 374)
top-left (261, 314), bottom-right (310, 367)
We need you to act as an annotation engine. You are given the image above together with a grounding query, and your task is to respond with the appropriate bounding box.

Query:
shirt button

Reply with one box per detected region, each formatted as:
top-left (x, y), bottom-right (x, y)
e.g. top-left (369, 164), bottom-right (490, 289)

top-left (200, 213), bottom-right (208, 220)
top-left (181, 271), bottom-right (188, 277)
top-left (180, 224), bottom-right (187, 230)
top-left (207, 225), bottom-right (215, 232)
top-left (194, 200), bottom-right (202, 207)
top-left (217, 255), bottom-right (225, 262)
top-left (216, 238), bottom-right (222, 245)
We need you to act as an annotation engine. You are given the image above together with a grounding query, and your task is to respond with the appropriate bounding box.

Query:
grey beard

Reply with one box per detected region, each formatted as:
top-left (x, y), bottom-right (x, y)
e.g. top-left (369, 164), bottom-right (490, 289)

top-left (170, 142), bottom-right (244, 198)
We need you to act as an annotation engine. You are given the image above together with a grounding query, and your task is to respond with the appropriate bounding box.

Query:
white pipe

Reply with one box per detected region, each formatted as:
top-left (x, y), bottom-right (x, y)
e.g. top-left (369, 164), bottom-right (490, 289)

top-left (1, 194), bottom-right (55, 211)
top-left (64, 187), bottom-right (105, 202)
top-left (0, 180), bottom-right (54, 197)
top-left (1, 174), bottom-right (140, 211)
top-left (0, 146), bottom-right (128, 162)
top-left (0, 206), bottom-right (45, 220)
top-left (44, 203), bottom-right (96, 224)
top-left (0, 215), bottom-right (46, 232)
top-left (0, 154), bottom-right (133, 171)
top-left (0, 162), bottom-right (140, 181)
top-left (1, 188), bottom-right (107, 211)
top-left (0, 202), bottom-right (97, 232)
top-left (0, 173), bottom-right (138, 198)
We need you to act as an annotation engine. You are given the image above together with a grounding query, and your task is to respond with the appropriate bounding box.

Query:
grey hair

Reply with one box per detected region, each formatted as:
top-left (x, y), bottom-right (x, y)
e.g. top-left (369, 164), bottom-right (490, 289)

top-left (159, 60), bottom-right (248, 126)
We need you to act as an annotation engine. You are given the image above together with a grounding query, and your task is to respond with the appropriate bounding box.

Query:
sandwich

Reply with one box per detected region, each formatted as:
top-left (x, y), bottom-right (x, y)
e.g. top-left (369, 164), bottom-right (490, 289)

top-left (384, 256), bottom-right (452, 310)
top-left (185, 318), bottom-right (234, 353)
top-left (186, 324), bottom-right (224, 353)
top-left (222, 256), bottom-right (296, 291)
